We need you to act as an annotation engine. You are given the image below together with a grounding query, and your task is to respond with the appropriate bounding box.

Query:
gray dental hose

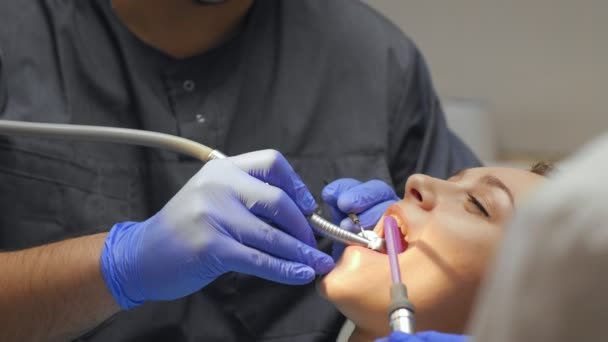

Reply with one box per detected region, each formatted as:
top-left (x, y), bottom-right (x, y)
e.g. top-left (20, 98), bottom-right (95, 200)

top-left (0, 119), bottom-right (382, 251)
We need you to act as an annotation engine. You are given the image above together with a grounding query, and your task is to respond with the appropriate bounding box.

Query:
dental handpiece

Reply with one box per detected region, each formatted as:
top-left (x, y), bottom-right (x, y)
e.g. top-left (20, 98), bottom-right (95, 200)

top-left (208, 152), bottom-right (385, 252)
top-left (0, 119), bottom-right (386, 251)
top-left (384, 216), bottom-right (416, 334)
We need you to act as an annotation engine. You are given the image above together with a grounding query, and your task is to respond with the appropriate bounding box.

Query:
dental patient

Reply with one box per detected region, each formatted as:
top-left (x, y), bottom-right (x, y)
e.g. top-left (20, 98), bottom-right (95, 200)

top-left (319, 164), bottom-right (552, 341)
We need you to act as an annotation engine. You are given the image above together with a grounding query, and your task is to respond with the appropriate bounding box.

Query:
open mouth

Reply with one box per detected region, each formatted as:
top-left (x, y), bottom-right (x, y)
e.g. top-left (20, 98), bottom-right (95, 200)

top-left (377, 204), bottom-right (410, 253)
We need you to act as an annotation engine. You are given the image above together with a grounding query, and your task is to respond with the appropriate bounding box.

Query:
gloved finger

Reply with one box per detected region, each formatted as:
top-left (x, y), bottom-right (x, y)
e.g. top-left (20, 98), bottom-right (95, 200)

top-left (337, 198), bottom-right (395, 232)
top-left (326, 204), bottom-right (348, 226)
top-left (356, 200), bottom-right (398, 228)
top-left (417, 331), bottom-right (468, 342)
top-left (225, 207), bottom-right (334, 275)
top-left (331, 242), bottom-right (347, 261)
top-left (236, 173), bottom-right (317, 247)
top-left (374, 332), bottom-right (422, 342)
top-left (220, 239), bottom-right (318, 285)
top-left (336, 180), bottom-right (399, 214)
top-left (321, 178), bottom-right (362, 205)
top-left (374, 337), bottom-right (390, 342)
top-left (322, 178), bottom-right (362, 224)
top-left (339, 216), bottom-right (357, 233)
top-left (229, 150), bottom-right (317, 215)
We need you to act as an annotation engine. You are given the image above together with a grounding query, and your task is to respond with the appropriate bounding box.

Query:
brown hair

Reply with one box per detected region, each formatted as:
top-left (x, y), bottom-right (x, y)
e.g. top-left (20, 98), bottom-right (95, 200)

top-left (530, 162), bottom-right (555, 176)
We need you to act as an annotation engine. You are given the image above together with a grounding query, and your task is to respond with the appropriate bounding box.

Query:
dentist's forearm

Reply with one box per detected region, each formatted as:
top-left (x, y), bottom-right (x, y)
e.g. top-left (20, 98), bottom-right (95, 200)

top-left (0, 233), bottom-right (120, 342)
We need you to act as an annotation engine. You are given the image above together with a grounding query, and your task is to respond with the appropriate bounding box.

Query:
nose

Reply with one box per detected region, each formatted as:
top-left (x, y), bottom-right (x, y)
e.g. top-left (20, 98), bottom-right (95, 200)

top-left (404, 174), bottom-right (439, 211)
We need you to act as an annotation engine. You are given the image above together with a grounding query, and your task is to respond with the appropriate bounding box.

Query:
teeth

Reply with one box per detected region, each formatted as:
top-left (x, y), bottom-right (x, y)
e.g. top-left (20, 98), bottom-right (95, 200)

top-left (388, 214), bottom-right (408, 238)
top-left (389, 214), bottom-right (403, 227)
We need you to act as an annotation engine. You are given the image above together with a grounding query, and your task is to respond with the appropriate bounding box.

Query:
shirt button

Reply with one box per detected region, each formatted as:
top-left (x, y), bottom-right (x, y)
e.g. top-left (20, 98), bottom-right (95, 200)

top-left (183, 80), bottom-right (196, 92)
top-left (195, 114), bottom-right (206, 124)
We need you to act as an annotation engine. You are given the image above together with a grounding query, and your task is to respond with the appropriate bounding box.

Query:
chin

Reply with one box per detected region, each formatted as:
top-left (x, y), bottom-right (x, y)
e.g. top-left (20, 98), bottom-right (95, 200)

top-left (319, 240), bottom-right (471, 336)
top-left (318, 245), bottom-right (393, 338)
top-left (318, 246), bottom-right (387, 300)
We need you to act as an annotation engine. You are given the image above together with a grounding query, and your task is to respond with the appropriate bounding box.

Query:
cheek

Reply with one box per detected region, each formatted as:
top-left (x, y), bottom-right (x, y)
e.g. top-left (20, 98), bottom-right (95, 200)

top-left (422, 216), bottom-right (504, 276)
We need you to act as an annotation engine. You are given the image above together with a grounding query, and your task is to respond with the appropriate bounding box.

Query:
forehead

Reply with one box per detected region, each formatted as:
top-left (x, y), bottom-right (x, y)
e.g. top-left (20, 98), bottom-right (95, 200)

top-left (452, 166), bottom-right (545, 203)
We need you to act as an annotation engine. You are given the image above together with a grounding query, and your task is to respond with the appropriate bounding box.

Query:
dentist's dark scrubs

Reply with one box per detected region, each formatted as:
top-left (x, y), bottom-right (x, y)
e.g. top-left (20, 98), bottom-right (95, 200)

top-left (0, 0), bottom-right (479, 341)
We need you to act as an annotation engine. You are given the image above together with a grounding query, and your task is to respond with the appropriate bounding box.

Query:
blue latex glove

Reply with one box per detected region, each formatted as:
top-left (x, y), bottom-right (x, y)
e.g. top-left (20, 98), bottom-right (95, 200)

top-left (100, 150), bottom-right (335, 310)
top-left (375, 331), bottom-right (469, 342)
top-left (322, 178), bottom-right (399, 259)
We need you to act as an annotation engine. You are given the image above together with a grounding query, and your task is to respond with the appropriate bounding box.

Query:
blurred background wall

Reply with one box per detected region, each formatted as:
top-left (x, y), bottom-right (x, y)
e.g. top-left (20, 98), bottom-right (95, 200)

top-left (368, 0), bottom-right (607, 165)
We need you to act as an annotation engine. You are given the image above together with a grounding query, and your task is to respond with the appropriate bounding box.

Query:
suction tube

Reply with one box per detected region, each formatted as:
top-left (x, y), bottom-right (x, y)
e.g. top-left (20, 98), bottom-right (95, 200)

top-left (0, 119), bottom-right (383, 250)
top-left (384, 216), bottom-right (416, 334)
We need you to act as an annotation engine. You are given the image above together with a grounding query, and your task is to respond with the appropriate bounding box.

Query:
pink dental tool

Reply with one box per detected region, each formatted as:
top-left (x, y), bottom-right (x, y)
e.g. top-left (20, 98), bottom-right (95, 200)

top-left (384, 215), bottom-right (416, 334)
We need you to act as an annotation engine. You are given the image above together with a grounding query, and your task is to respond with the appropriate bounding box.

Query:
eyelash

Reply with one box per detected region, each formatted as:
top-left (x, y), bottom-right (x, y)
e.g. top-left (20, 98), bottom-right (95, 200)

top-left (468, 194), bottom-right (490, 218)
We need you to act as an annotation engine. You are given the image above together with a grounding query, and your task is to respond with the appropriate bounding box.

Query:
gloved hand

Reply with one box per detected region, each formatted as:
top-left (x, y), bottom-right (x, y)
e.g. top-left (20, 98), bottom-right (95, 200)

top-left (322, 178), bottom-right (399, 259)
top-left (101, 150), bottom-right (335, 310)
top-left (374, 331), bottom-right (469, 342)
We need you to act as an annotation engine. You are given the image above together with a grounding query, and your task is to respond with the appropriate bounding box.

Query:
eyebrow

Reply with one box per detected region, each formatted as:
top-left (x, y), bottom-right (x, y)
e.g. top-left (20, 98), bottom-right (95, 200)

top-left (450, 169), bottom-right (515, 206)
top-left (481, 175), bottom-right (515, 207)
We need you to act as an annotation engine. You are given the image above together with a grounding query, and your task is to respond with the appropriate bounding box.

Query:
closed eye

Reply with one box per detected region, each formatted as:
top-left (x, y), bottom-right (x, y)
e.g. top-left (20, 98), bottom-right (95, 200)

top-left (468, 194), bottom-right (490, 218)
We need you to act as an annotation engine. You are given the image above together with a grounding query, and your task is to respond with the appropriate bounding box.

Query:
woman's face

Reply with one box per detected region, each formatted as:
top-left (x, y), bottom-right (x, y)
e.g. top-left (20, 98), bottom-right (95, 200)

top-left (318, 167), bottom-right (545, 338)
